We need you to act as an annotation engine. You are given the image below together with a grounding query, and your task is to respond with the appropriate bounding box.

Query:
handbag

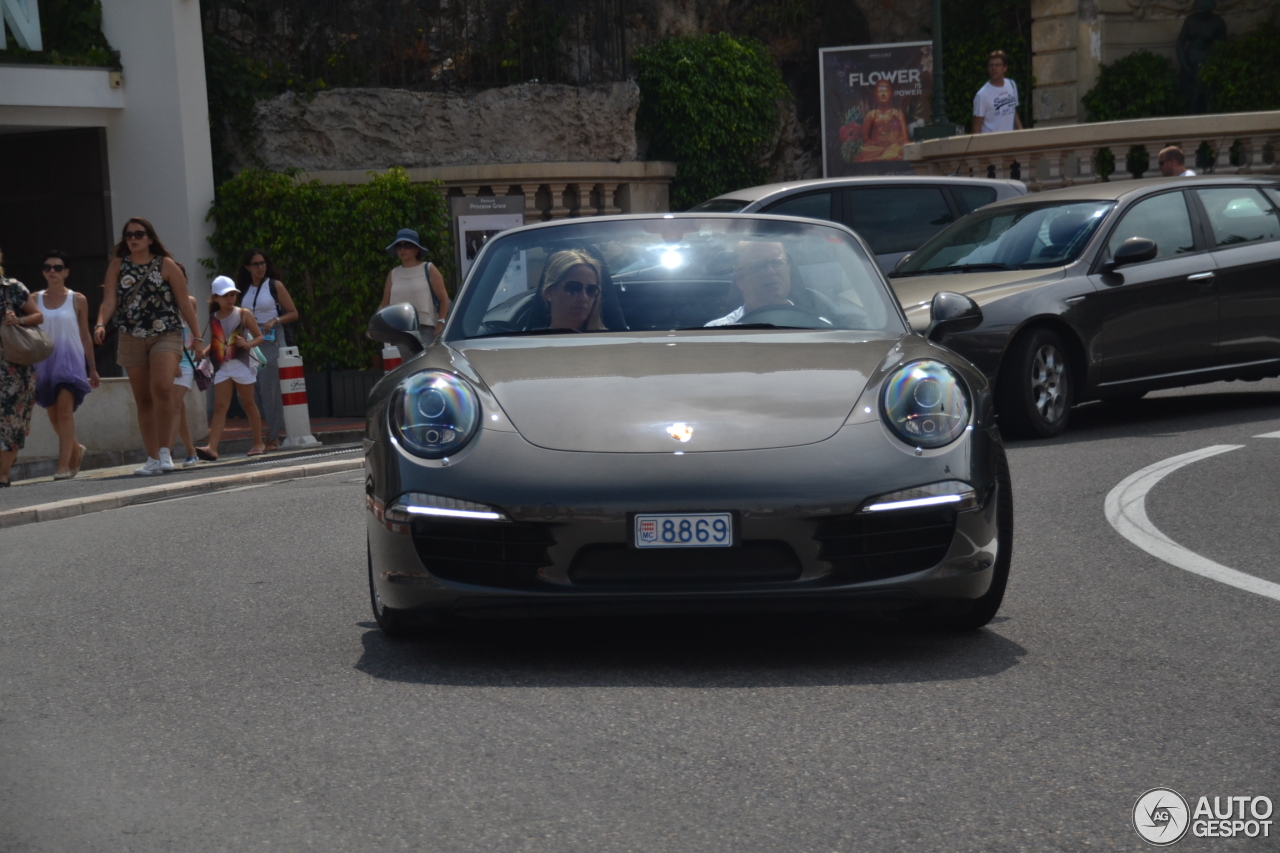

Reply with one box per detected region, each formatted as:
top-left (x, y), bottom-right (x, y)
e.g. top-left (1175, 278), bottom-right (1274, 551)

top-left (184, 348), bottom-right (213, 391)
top-left (0, 319), bottom-right (54, 365)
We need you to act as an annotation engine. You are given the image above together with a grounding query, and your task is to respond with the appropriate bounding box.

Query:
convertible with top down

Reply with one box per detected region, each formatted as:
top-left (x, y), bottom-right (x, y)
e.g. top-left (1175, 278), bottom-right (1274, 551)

top-left (363, 214), bottom-right (1012, 634)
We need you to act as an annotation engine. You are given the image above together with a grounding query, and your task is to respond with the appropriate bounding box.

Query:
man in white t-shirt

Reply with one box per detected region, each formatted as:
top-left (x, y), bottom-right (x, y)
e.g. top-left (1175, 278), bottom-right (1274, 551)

top-left (972, 50), bottom-right (1024, 134)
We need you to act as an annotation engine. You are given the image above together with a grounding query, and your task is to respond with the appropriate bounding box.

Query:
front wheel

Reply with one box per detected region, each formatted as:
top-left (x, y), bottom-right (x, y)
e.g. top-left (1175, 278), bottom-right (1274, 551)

top-left (997, 327), bottom-right (1074, 439)
top-left (931, 442), bottom-right (1014, 630)
top-left (368, 540), bottom-right (412, 639)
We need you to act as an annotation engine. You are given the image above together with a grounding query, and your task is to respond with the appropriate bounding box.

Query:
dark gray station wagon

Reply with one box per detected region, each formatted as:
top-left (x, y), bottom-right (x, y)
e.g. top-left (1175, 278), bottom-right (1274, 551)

top-left (889, 176), bottom-right (1280, 437)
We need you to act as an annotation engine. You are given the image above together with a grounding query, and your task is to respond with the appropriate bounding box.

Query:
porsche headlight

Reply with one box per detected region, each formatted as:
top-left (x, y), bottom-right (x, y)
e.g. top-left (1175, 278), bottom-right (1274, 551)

top-left (881, 359), bottom-right (970, 448)
top-left (391, 371), bottom-right (481, 458)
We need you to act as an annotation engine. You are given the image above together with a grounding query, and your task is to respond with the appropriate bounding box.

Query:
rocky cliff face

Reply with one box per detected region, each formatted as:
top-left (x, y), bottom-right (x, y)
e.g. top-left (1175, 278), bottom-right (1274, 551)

top-left (242, 82), bottom-right (640, 172)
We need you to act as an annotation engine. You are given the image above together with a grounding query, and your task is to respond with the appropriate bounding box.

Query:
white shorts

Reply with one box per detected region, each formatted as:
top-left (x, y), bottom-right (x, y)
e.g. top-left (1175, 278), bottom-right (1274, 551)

top-left (174, 362), bottom-right (194, 389)
top-left (213, 358), bottom-right (256, 386)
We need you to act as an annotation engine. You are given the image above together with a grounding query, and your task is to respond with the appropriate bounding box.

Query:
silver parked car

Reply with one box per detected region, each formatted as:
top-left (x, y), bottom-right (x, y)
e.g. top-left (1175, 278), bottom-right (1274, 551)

top-left (364, 214), bottom-right (1012, 636)
top-left (690, 176), bottom-right (1026, 271)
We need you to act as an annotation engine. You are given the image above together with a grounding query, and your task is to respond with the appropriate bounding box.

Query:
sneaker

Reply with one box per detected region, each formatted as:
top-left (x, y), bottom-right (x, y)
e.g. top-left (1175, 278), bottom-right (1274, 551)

top-left (134, 457), bottom-right (164, 476)
top-left (158, 448), bottom-right (175, 472)
top-left (183, 455), bottom-right (199, 468)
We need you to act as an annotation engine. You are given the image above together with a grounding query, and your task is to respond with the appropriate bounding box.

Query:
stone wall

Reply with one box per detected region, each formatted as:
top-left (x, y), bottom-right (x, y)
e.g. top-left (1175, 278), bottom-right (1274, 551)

top-left (240, 82), bottom-right (639, 173)
top-left (1033, 0), bottom-right (1280, 126)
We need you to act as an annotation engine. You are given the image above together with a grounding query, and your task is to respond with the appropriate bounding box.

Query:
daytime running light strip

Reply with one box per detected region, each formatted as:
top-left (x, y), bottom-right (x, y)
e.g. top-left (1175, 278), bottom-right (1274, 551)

top-left (403, 505), bottom-right (505, 520)
top-left (863, 494), bottom-right (966, 512)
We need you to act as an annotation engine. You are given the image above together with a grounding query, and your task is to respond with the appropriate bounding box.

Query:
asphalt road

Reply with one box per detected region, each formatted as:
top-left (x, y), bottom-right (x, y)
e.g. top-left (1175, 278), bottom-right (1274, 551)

top-left (1, 379), bottom-right (1277, 852)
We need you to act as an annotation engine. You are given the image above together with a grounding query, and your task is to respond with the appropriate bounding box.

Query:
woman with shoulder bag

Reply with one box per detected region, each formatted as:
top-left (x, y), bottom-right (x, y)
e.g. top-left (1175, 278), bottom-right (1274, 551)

top-left (33, 250), bottom-right (99, 479)
top-left (94, 218), bottom-right (203, 476)
top-left (0, 247), bottom-right (44, 487)
top-left (238, 248), bottom-right (298, 452)
top-left (380, 228), bottom-right (449, 356)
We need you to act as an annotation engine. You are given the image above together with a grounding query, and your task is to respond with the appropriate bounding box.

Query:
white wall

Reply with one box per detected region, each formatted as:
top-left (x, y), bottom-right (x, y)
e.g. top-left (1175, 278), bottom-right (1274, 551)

top-left (99, 0), bottom-right (215, 306)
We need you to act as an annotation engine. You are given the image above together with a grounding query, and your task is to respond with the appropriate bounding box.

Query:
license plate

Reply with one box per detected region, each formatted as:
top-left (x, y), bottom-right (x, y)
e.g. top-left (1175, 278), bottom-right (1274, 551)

top-left (633, 513), bottom-right (733, 548)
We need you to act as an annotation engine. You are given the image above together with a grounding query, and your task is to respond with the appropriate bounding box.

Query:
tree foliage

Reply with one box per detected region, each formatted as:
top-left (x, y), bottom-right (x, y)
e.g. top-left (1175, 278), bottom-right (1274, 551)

top-left (634, 33), bottom-right (787, 210)
top-left (205, 168), bottom-right (452, 370)
top-left (1200, 24), bottom-right (1280, 113)
top-left (1082, 50), bottom-right (1179, 122)
top-left (941, 0), bottom-right (1032, 128)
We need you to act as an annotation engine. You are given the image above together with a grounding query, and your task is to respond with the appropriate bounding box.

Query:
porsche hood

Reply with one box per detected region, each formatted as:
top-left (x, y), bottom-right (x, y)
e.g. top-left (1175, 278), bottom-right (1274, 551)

top-left (456, 333), bottom-right (895, 453)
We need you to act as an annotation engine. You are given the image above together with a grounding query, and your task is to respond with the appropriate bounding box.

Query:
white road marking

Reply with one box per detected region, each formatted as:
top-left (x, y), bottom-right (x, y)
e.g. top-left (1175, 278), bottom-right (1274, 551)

top-left (1254, 429), bottom-right (1280, 438)
top-left (1105, 444), bottom-right (1280, 603)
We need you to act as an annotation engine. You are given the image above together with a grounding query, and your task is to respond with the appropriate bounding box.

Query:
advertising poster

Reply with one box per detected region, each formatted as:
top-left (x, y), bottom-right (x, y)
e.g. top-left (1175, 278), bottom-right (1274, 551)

top-left (819, 41), bottom-right (933, 177)
top-left (450, 196), bottom-right (525, 282)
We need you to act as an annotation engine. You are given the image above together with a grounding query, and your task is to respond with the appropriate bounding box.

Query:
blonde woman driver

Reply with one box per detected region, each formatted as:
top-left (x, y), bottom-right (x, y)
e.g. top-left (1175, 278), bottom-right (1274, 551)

top-left (195, 276), bottom-right (265, 461)
top-left (540, 249), bottom-right (605, 331)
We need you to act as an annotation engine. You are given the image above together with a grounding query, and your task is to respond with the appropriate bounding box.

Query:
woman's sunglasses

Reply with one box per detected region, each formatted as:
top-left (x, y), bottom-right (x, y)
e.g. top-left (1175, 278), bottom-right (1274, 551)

top-left (42, 264), bottom-right (67, 273)
top-left (554, 280), bottom-right (600, 298)
top-left (124, 229), bottom-right (148, 240)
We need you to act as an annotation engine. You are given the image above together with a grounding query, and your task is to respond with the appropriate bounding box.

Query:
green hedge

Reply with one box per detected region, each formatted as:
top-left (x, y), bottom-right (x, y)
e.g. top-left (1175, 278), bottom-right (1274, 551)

top-left (1200, 24), bottom-right (1280, 113)
top-left (634, 33), bottom-right (787, 210)
top-left (0, 0), bottom-right (118, 67)
top-left (1082, 50), bottom-right (1180, 122)
top-left (205, 168), bottom-right (452, 370)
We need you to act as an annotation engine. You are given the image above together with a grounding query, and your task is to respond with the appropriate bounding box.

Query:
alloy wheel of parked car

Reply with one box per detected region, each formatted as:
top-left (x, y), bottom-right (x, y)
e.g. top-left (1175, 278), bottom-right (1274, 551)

top-left (997, 328), bottom-right (1074, 439)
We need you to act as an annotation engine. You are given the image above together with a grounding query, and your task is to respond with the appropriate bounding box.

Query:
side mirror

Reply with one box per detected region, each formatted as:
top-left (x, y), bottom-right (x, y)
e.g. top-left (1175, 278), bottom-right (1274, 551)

top-left (367, 303), bottom-right (423, 355)
top-left (924, 291), bottom-right (983, 342)
top-left (1101, 237), bottom-right (1157, 274)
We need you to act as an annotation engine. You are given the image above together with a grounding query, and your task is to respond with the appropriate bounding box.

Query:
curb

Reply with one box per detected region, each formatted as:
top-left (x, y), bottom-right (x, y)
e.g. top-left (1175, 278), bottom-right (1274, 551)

top-left (0, 457), bottom-right (365, 530)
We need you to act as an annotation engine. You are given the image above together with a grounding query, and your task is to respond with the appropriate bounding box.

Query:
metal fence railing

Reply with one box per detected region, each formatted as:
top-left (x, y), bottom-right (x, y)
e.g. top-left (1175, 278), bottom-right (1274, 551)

top-left (203, 0), bottom-right (629, 90)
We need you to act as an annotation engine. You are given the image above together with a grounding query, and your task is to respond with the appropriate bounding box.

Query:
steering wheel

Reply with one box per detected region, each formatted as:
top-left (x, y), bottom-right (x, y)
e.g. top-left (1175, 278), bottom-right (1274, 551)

top-left (736, 304), bottom-right (835, 329)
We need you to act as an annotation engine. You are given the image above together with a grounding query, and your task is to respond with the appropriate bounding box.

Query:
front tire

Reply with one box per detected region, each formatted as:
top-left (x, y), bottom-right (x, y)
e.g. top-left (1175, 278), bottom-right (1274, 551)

top-left (931, 442), bottom-right (1014, 630)
top-left (368, 540), bottom-right (412, 639)
top-left (997, 327), bottom-right (1074, 439)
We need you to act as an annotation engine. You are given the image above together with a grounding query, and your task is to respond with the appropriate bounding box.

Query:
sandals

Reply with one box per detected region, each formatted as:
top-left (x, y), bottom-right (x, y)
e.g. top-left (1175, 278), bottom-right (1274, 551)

top-left (264, 442), bottom-right (279, 452)
top-left (246, 446), bottom-right (266, 457)
top-left (196, 446), bottom-right (219, 462)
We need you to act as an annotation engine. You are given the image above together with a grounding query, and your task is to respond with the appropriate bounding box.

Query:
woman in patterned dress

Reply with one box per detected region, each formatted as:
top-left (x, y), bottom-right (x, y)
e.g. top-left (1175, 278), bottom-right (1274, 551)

top-left (93, 218), bottom-right (203, 476)
top-left (0, 248), bottom-right (44, 486)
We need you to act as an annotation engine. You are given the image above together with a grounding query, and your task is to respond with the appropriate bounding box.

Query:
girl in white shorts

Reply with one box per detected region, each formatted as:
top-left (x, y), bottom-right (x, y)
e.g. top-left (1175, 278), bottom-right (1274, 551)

top-left (196, 276), bottom-right (265, 461)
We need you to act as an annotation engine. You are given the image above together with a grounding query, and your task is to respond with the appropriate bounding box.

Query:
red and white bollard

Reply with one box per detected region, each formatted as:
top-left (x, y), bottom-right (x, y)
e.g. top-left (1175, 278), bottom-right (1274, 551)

top-left (278, 346), bottom-right (320, 448)
top-left (382, 344), bottom-right (402, 374)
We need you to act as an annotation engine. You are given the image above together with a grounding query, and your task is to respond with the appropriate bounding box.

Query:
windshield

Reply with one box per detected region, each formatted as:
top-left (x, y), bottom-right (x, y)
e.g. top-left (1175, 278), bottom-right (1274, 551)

top-left (687, 198), bottom-right (749, 213)
top-left (448, 217), bottom-right (904, 340)
top-left (893, 200), bottom-right (1114, 275)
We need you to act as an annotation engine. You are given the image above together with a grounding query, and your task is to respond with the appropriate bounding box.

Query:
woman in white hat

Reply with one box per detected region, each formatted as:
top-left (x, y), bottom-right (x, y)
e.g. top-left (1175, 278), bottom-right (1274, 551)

top-left (195, 275), bottom-right (265, 461)
top-left (379, 228), bottom-right (449, 349)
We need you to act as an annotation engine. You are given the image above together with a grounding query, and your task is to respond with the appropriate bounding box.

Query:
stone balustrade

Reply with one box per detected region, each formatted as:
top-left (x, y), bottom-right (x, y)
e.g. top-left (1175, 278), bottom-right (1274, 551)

top-left (904, 111), bottom-right (1280, 191)
top-left (300, 161), bottom-right (678, 219)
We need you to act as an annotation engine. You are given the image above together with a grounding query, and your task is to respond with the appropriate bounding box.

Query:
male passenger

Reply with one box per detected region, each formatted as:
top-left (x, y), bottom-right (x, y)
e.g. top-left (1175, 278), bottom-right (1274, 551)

top-left (706, 241), bottom-right (793, 326)
top-left (972, 50), bottom-right (1024, 135)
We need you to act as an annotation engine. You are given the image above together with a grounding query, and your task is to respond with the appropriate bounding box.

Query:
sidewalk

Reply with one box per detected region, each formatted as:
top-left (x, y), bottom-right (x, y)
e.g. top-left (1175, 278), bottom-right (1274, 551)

top-left (11, 417), bottom-right (365, 483)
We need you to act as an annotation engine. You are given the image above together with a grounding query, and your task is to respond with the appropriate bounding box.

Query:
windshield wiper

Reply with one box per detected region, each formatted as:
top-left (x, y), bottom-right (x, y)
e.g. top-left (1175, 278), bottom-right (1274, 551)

top-left (697, 322), bottom-right (812, 331)
top-left (894, 263), bottom-right (1018, 277)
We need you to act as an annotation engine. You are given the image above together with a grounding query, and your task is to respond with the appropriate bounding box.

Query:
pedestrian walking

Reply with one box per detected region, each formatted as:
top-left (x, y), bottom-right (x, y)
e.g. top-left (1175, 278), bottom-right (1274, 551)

top-left (195, 276), bottom-right (265, 461)
top-left (237, 249), bottom-right (298, 452)
top-left (166, 292), bottom-right (201, 468)
top-left (1158, 146), bottom-right (1197, 177)
top-left (33, 250), bottom-right (99, 479)
top-left (94, 218), bottom-right (203, 476)
top-left (0, 248), bottom-right (43, 487)
top-left (972, 50), bottom-right (1023, 135)
top-left (380, 228), bottom-right (449, 353)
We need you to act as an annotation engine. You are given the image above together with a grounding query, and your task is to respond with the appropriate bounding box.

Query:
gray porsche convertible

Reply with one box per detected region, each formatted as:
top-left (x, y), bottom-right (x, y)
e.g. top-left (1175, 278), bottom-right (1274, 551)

top-left (364, 214), bottom-right (1012, 635)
